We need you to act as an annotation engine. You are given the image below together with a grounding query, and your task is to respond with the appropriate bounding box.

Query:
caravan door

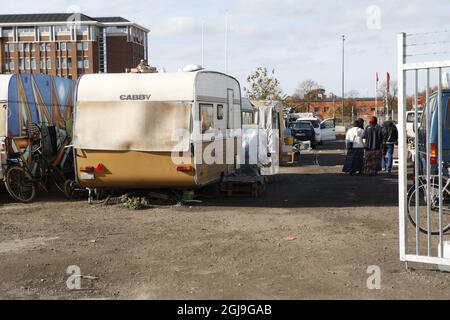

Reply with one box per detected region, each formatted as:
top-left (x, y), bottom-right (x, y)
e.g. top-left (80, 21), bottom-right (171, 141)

top-left (320, 118), bottom-right (336, 141)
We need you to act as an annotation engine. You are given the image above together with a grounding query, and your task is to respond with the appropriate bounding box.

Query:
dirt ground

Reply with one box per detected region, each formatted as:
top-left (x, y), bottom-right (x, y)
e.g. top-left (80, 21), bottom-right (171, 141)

top-left (1, 139), bottom-right (450, 300)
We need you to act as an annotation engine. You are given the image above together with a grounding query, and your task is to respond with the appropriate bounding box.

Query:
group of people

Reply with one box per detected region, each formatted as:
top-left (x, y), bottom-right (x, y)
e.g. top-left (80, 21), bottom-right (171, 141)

top-left (343, 116), bottom-right (398, 176)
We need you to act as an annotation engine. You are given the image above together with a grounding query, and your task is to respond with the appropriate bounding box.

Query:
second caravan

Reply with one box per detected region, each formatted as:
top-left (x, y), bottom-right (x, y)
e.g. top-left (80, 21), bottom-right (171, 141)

top-left (73, 70), bottom-right (242, 189)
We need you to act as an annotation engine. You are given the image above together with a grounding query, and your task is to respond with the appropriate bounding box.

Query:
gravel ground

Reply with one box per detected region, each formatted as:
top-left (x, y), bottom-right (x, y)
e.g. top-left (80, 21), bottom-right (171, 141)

top-left (1, 140), bottom-right (450, 300)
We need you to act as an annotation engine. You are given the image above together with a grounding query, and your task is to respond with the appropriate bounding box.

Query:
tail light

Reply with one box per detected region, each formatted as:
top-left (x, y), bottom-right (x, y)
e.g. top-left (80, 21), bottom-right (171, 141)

top-left (177, 165), bottom-right (194, 172)
top-left (95, 163), bottom-right (105, 173)
top-left (81, 166), bottom-right (95, 173)
top-left (430, 144), bottom-right (437, 165)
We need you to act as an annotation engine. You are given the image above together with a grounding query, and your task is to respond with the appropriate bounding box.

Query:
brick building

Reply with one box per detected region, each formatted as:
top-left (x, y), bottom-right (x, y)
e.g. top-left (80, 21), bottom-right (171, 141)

top-left (285, 97), bottom-right (389, 123)
top-left (0, 13), bottom-right (149, 79)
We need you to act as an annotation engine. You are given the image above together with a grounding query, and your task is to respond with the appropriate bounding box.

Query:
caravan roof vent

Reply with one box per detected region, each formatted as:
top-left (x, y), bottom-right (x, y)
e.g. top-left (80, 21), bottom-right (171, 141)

top-left (181, 64), bottom-right (203, 72)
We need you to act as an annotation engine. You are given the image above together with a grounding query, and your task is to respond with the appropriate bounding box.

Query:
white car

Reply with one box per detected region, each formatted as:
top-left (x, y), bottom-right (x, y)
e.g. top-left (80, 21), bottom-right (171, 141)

top-left (406, 111), bottom-right (423, 143)
top-left (296, 117), bottom-right (336, 143)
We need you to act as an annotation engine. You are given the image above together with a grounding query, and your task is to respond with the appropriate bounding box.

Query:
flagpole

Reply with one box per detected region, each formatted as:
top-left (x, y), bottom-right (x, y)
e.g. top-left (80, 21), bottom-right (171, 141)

top-left (375, 73), bottom-right (378, 116)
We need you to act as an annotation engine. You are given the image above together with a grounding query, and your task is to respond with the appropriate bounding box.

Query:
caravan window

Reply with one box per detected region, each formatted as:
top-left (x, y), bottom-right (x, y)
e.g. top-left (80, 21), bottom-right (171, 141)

top-left (242, 111), bottom-right (254, 125)
top-left (200, 104), bottom-right (214, 134)
top-left (217, 105), bottom-right (224, 120)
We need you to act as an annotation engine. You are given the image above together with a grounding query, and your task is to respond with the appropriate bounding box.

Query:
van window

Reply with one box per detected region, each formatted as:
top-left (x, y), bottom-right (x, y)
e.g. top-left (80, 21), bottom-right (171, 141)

top-left (217, 104), bottom-right (224, 120)
top-left (200, 104), bottom-right (214, 134)
top-left (0, 104), bottom-right (6, 136)
top-left (407, 112), bottom-right (422, 123)
top-left (421, 96), bottom-right (436, 129)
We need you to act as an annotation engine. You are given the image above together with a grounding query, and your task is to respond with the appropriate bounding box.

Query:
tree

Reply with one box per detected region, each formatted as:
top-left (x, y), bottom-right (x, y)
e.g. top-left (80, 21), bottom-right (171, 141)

top-left (292, 79), bottom-right (325, 112)
top-left (244, 67), bottom-right (283, 100)
top-left (377, 80), bottom-right (398, 115)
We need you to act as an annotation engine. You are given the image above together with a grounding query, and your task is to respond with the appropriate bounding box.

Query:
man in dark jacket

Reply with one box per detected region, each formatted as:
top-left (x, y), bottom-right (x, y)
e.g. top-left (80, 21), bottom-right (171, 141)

top-left (362, 116), bottom-right (383, 175)
top-left (381, 118), bottom-right (398, 174)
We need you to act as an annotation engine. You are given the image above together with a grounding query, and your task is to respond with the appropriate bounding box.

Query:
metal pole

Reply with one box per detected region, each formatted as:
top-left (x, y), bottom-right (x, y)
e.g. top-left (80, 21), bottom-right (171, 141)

top-left (397, 33), bottom-right (408, 262)
top-left (342, 35), bottom-right (345, 127)
top-left (438, 68), bottom-right (443, 258)
top-left (201, 21), bottom-right (204, 68)
top-left (426, 68), bottom-right (431, 256)
top-left (225, 11), bottom-right (229, 74)
top-left (414, 69), bottom-right (420, 255)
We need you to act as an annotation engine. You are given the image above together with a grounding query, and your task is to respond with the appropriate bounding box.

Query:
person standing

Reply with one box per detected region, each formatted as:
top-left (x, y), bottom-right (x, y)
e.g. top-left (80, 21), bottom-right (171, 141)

top-left (343, 119), bottom-right (365, 175)
top-left (381, 118), bottom-right (398, 174)
top-left (362, 116), bottom-right (383, 175)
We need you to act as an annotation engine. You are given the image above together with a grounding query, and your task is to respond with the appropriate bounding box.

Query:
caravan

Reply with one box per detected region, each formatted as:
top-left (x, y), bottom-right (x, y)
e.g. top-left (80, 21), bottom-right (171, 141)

top-left (73, 70), bottom-right (242, 189)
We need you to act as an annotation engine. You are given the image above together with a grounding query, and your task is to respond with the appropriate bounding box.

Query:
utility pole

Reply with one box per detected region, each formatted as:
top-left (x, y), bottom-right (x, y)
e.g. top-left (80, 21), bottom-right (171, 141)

top-left (225, 11), bottom-right (229, 74)
top-left (341, 35), bottom-right (345, 127)
top-left (201, 21), bottom-right (204, 68)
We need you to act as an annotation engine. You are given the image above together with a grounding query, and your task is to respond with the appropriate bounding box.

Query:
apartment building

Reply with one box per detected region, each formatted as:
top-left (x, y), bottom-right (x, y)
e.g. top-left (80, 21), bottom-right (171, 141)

top-left (0, 13), bottom-right (149, 79)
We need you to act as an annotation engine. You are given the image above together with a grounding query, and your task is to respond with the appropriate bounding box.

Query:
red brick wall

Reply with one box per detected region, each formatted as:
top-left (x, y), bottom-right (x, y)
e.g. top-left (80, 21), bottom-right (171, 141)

top-left (106, 36), bottom-right (145, 73)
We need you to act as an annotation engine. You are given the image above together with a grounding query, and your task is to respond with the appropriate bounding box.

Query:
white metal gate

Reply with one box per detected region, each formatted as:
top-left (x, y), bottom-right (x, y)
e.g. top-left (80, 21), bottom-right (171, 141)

top-left (398, 32), bottom-right (450, 267)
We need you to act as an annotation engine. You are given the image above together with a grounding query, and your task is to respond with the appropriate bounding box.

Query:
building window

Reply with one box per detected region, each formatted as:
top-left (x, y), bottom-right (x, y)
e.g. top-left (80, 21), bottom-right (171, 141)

top-left (67, 42), bottom-right (72, 52)
top-left (40, 43), bottom-right (45, 52)
top-left (4, 44), bottom-right (8, 53)
top-left (314, 107), bottom-right (320, 113)
top-left (2, 28), bottom-right (13, 37)
top-left (31, 58), bottom-right (36, 70)
top-left (106, 26), bottom-right (128, 34)
top-left (40, 58), bottom-right (46, 69)
top-left (18, 27), bottom-right (34, 35)
top-left (4, 60), bottom-right (9, 72)
top-left (18, 43), bottom-right (24, 52)
top-left (19, 58), bottom-right (25, 71)
top-left (77, 57), bottom-right (83, 69)
top-left (60, 42), bottom-right (66, 51)
top-left (83, 58), bottom-right (89, 69)
top-left (31, 43), bottom-right (35, 52)
top-left (324, 107), bottom-right (330, 113)
top-left (46, 43), bottom-right (51, 52)
top-left (77, 42), bottom-right (83, 51)
top-left (67, 57), bottom-right (72, 69)
top-left (39, 26), bottom-right (50, 34)
top-left (24, 43), bottom-right (30, 52)
top-left (25, 58), bottom-right (31, 70)
top-left (62, 57), bottom-right (67, 69)
top-left (46, 58), bottom-right (51, 70)
top-left (76, 25), bottom-right (89, 35)
top-left (10, 60), bottom-right (15, 71)
top-left (8, 43), bottom-right (14, 52)
top-left (83, 42), bottom-right (89, 51)
top-left (55, 25), bottom-right (70, 34)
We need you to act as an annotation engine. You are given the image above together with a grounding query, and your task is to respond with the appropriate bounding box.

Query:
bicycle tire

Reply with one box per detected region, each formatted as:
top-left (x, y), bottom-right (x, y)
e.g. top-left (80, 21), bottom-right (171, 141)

top-left (4, 166), bottom-right (36, 203)
top-left (407, 183), bottom-right (450, 235)
top-left (51, 167), bottom-right (67, 194)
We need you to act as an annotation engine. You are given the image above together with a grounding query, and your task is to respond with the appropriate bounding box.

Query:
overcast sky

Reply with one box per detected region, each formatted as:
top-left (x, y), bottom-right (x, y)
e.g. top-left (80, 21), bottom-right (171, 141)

top-left (2, 0), bottom-right (450, 97)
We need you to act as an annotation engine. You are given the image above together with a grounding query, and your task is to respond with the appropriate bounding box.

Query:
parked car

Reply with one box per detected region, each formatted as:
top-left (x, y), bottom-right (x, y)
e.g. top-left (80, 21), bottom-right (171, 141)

top-left (406, 110), bottom-right (423, 143)
top-left (417, 89), bottom-right (450, 175)
top-left (297, 117), bottom-right (336, 144)
top-left (289, 121), bottom-right (316, 147)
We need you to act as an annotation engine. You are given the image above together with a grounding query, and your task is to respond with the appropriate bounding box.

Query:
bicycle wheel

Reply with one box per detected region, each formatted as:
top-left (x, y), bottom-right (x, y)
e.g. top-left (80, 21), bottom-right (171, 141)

top-left (407, 183), bottom-right (450, 235)
top-left (4, 166), bottom-right (36, 203)
top-left (51, 167), bottom-right (66, 194)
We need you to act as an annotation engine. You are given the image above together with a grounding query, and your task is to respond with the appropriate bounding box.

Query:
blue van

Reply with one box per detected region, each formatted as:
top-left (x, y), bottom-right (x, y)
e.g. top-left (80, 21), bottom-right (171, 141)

top-left (417, 89), bottom-right (450, 175)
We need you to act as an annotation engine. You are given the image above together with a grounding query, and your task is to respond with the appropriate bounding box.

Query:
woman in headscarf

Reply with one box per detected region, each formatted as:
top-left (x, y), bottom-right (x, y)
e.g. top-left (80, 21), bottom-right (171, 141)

top-left (362, 116), bottom-right (383, 175)
top-left (343, 118), bottom-right (365, 175)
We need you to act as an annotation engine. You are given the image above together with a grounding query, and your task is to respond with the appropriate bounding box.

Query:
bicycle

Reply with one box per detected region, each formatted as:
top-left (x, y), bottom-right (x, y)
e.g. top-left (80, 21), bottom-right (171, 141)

top-left (407, 162), bottom-right (450, 235)
top-left (3, 122), bottom-right (74, 203)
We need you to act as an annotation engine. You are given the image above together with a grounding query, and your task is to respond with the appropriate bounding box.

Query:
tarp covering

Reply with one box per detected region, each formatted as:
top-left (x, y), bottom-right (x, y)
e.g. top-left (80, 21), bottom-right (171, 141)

top-left (74, 101), bottom-right (191, 152)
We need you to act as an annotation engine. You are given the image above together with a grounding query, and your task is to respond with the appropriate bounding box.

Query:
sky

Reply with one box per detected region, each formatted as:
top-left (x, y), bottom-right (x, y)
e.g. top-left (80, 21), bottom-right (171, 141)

top-left (2, 0), bottom-right (450, 97)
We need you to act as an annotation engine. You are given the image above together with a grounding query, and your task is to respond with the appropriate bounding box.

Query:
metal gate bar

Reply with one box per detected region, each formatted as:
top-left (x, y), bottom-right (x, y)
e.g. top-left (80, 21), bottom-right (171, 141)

top-left (398, 32), bottom-right (450, 266)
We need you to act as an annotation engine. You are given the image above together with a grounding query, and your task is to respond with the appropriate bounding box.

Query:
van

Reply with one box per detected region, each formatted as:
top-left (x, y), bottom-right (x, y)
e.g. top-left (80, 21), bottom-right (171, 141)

top-left (73, 70), bottom-right (242, 189)
top-left (417, 89), bottom-right (450, 174)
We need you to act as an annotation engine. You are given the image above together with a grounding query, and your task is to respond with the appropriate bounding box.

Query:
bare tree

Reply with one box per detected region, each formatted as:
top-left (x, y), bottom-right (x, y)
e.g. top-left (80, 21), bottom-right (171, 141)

top-left (293, 79), bottom-right (325, 112)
